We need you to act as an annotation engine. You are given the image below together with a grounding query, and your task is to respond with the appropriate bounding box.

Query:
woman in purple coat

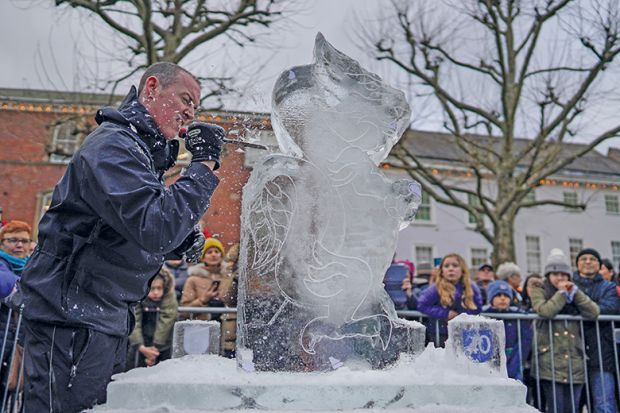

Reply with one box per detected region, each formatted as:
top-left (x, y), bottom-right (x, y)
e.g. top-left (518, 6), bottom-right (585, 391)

top-left (417, 253), bottom-right (483, 347)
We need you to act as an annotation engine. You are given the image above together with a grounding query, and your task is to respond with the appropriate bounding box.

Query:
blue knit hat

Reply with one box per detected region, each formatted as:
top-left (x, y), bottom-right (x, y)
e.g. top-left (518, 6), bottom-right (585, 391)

top-left (486, 280), bottom-right (514, 304)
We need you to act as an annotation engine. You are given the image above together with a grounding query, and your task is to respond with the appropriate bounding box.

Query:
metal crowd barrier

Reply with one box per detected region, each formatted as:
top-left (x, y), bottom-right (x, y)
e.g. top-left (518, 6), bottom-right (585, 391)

top-left (1, 305), bottom-right (618, 413)
top-left (0, 305), bottom-right (24, 413)
top-left (397, 310), bottom-right (620, 413)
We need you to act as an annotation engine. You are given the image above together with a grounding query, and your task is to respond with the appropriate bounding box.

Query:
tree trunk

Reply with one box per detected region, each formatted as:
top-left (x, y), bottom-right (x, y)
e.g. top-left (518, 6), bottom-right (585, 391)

top-left (492, 214), bottom-right (516, 267)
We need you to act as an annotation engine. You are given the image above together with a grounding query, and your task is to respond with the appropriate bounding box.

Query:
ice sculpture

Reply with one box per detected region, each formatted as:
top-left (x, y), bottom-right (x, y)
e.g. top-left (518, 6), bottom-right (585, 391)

top-left (236, 33), bottom-right (422, 372)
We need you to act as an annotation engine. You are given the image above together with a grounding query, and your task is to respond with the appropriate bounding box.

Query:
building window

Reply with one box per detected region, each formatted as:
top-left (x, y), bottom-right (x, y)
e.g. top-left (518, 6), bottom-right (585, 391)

top-left (34, 191), bottom-right (54, 237)
top-left (48, 120), bottom-right (84, 164)
top-left (415, 245), bottom-right (434, 266)
top-left (525, 235), bottom-right (541, 273)
top-left (467, 193), bottom-right (481, 224)
top-left (605, 195), bottom-right (619, 215)
top-left (415, 192), bottom-right (432, 222)
top-left (611, 241), bottom-right (620, 271)
top-left (563, 192), bottom-right (580, 212)
top-left (470, 248), bottom-right (488, 269)
top-left (569, 238), bottom-right (583, 271)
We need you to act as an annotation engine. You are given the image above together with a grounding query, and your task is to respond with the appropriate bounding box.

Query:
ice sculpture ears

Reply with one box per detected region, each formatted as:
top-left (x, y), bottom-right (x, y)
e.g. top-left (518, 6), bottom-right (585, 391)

top-left (271, 32), bottom-right (412, 163)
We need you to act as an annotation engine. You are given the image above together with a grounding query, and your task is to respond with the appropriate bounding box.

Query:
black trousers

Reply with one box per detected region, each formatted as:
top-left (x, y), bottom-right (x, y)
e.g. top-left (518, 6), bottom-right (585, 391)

top-left (22, 320), bottom-right (126, 413)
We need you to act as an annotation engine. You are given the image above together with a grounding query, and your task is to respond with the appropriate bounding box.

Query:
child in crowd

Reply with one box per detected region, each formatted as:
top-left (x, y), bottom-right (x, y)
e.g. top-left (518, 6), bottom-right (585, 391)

top-left (127, 268), bottom-right (178, 369)
top-left (483, 280), bottom-right (532, 382)
top-left (530, 248), bottom-right (599, 413)
top-left (417, 253), bottom-right (483, 347)
top-left (181, 238), bottom-right (237, 358)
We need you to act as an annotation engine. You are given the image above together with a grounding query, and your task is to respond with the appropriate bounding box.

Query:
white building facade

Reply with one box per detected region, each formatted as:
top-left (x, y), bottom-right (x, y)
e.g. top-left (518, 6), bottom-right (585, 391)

top-left (393, 130), bottom-right (620, 273)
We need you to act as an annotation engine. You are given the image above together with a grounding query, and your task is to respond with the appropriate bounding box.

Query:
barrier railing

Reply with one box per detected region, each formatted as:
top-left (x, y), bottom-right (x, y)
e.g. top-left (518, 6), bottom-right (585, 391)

top-left (1, 306), bottom-right (618, 413)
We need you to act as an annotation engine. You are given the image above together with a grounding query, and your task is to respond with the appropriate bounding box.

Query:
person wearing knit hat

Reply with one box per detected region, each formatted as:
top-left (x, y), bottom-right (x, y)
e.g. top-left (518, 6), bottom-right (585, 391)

top-left (183, 237), bottom-right (237, 358)
top-left (202, 237), bottom-right (224, 260)
top-left (529, 247), bottom-right (600, 413)
top-left (483, 279), bottom-right (532, 382)
top-left (496, 262), bottom-right (522, 306)
top-left (544, 248), bottom-right (572, 277)
top-left (486, 280), bottom-right (514, 306)
top-left (575, 248), bottom-right (601, 267)
top-left (573, 247), bottom-right (619, 413)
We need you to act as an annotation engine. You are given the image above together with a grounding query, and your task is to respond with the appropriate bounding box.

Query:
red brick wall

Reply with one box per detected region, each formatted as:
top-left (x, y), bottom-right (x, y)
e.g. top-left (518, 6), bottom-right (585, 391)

top-left (0, 110), bottom-right (68, 228)
top-left (0, 111), bottom-right (57, 162)
top-left (1, 109), bottom-right (258, 248)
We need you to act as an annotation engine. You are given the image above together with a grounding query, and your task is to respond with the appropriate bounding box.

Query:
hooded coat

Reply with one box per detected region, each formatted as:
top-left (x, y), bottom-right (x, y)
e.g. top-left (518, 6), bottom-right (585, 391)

top-left (529, 278), bottom-right (599, 383)
top-left (128, 269), bottom-right (178, 351)
top-left (20, 87), bottom-right (219, 337)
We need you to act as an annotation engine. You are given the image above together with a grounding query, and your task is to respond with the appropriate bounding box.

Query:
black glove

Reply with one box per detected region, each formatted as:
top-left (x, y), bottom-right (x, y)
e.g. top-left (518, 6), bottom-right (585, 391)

top-left (183, 228), bottom-right (206, 264)
top-left (182, 122), bottom-right (225, 170)
top-left (165, 226), bottom-right (205, 264)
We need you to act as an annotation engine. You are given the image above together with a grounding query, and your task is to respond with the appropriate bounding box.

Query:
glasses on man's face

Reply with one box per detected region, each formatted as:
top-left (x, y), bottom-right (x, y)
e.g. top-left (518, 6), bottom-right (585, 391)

top-left (1, 238), bottom-right (32, 245)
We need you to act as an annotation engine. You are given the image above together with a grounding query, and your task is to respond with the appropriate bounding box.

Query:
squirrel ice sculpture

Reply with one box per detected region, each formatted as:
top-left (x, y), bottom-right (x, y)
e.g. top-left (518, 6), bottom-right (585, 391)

top-left (237, 33), bottom-right (421, 372)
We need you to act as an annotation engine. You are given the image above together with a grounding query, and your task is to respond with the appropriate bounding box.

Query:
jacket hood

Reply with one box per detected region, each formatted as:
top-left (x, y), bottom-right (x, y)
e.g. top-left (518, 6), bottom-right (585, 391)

top-left (95, 86), bottom-right (179, 173)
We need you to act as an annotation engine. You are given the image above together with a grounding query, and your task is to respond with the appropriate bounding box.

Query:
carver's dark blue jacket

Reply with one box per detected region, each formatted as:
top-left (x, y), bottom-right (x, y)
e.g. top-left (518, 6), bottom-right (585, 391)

top-left (20, 87), bottom-right (219, 337)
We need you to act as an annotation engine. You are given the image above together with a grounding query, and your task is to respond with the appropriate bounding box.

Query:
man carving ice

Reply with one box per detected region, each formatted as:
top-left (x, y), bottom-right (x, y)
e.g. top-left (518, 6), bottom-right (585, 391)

top-left (20, 62), bottom-right (225, 412)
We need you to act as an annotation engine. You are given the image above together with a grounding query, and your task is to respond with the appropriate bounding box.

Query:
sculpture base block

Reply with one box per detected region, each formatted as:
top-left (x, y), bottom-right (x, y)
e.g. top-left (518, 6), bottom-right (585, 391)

top-left (96, 353), bottom-right (537, 412)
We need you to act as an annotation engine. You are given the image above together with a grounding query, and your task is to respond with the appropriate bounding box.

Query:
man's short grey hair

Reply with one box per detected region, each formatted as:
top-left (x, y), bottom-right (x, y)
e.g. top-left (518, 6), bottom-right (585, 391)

top-left (496, 262), bottom-right (521, 280)
top-left (138, 62), bottom-right (200, 96)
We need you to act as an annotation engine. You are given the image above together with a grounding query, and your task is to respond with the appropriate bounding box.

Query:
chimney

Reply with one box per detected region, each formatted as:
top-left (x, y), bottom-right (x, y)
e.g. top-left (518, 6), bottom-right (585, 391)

top-left (608, 147), bottom-right (620, 164)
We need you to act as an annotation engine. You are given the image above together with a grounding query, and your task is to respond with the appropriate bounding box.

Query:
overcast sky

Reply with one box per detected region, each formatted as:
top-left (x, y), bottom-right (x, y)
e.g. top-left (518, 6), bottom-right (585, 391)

top-left (0, 1), bottom-right (373, 110)
top-left (1, 0), bottom-right (619, 152)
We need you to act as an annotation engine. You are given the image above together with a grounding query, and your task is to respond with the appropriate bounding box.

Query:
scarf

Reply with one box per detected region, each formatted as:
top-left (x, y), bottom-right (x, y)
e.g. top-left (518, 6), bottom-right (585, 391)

top-left (0, 250), bottom-right (28, 275)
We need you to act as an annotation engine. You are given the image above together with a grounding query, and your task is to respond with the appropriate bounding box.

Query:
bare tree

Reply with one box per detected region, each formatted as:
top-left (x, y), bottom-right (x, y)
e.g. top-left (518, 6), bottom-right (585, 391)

top-left (357, 0), bottom-right (620, 265)
top-left (52, 0), bottom-right (301, 107)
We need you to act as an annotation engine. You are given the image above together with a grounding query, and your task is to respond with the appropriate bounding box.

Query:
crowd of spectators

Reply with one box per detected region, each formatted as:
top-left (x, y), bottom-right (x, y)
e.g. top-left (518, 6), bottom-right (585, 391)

top-left (385, 248), bottom-right (620, 413)
top-left (124, 232), bottom-right (241, 367)
top-left (1, 212), bottom-right (619, 412)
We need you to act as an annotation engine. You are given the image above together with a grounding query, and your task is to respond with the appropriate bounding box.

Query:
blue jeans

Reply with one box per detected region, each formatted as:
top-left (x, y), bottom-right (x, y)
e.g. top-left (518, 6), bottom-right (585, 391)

top-left (589, 371), bottom-right (619, 413)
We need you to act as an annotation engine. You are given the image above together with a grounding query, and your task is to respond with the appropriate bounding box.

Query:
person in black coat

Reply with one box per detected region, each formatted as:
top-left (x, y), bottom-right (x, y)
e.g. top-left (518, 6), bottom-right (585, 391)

top-left (20, 62), bottom-right (226, 413)
top-left (573, 248), bottom-right (619, 413)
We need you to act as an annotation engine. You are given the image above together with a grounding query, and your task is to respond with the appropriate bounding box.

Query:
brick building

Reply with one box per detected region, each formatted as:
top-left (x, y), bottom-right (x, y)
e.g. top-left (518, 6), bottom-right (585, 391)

top-left (0, 88), bottom-right (270, 250)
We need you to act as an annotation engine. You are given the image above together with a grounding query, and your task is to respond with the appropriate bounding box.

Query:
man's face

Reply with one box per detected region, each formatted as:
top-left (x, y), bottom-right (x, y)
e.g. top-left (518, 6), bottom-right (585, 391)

top-left (142, 71), bottom-right (201, 140)
top-left (476, 267), bottom-right (495, 283)
top-left (578, 254), bottom-right (600, 278)
top-left (0, 231), bottom-right (31, 258)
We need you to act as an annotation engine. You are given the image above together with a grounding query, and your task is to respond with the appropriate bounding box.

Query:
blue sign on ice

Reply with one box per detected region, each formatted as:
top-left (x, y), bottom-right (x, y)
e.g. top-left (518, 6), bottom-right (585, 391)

top-left (462, 328), bottom-right (493, 363)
